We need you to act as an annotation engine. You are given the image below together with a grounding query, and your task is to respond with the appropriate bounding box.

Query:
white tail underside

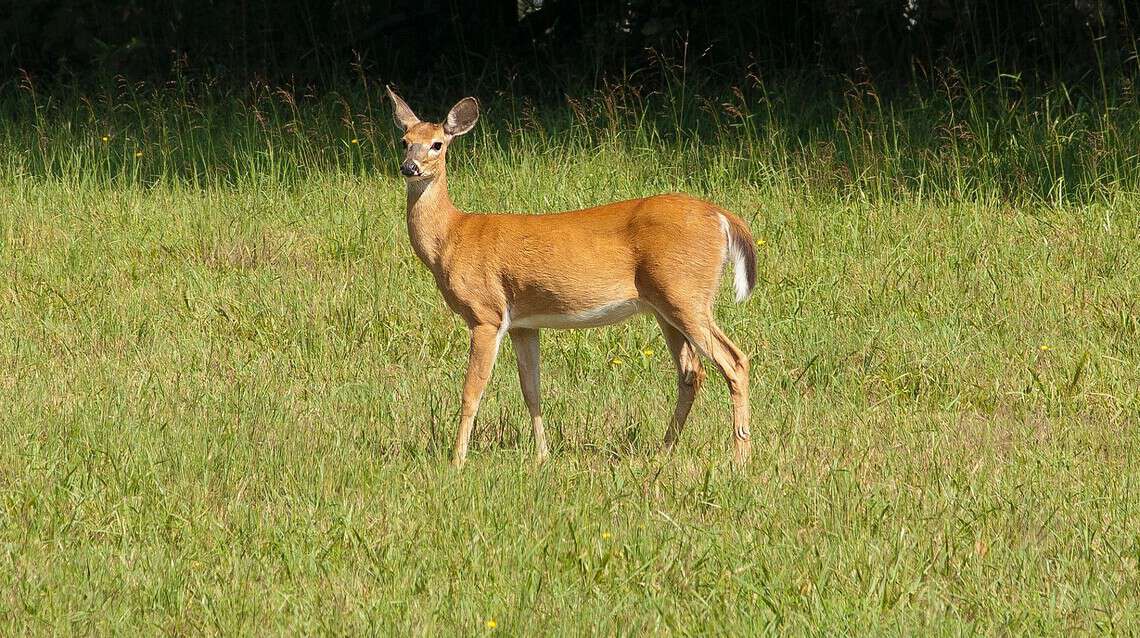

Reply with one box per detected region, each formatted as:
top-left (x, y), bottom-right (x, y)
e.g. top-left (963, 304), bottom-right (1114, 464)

top-left (719, 214), bottom-right (750, 302)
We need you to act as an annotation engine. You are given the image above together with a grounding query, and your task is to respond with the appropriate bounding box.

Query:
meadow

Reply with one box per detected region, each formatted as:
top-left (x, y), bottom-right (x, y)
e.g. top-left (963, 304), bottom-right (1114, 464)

top-left (2, 72), bottom-right (1139, 634)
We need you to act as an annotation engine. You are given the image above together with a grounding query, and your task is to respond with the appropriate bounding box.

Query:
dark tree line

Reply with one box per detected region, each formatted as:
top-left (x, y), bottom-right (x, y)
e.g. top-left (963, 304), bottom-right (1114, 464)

top-left (3, 0), bottom-right (1136, 90)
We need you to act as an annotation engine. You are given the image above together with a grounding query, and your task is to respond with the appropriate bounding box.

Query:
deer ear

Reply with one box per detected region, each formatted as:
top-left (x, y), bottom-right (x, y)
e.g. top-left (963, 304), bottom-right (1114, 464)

top-left (386, 86), bottom-right (420, 131)
top-left (444, 97), bottom-right (479, 136)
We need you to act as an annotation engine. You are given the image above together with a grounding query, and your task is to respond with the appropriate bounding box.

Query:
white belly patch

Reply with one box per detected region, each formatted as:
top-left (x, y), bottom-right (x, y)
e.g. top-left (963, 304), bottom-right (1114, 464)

top-left (512, 300), bottom-right (646, 329)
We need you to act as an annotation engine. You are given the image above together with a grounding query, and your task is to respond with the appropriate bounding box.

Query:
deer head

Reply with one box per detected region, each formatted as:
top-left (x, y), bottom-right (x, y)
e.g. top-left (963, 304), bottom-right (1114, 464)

top-left (386, 86), bottom-right (479, 181)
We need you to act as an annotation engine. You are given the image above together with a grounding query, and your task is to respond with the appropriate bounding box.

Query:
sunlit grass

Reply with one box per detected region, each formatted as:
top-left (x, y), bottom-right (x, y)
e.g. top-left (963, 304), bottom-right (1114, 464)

top-left (1, 76), bottom-right (1139, 633)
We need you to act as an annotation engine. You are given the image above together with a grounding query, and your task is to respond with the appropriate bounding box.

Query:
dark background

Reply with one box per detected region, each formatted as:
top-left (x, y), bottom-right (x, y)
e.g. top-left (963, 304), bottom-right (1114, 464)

top-left (4, 1), bottom-right (1136, 93)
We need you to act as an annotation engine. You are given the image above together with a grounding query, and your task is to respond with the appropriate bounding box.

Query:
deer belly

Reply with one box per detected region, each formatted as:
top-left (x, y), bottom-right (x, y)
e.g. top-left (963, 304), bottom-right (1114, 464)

top-left (512, 300), bottom-right (646, 329)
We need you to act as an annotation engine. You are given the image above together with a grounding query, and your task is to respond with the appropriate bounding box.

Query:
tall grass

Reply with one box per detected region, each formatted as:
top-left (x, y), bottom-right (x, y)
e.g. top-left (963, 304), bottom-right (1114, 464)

top-left (2, 71), bottom-right (1139, 633)
top-left (4, 68), bottom-right (1139, 202)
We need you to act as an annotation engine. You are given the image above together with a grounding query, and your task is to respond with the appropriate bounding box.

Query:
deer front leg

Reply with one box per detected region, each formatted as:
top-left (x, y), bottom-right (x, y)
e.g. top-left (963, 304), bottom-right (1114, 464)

top-left (509, 328), bottom-right (548, 462)
top-left (453, 324), bottom-right (503, 468)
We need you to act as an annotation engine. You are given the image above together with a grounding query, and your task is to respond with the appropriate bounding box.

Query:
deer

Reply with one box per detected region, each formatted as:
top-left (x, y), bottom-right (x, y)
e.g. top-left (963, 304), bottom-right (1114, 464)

top-left (385, 87), bottom-right (758, 468)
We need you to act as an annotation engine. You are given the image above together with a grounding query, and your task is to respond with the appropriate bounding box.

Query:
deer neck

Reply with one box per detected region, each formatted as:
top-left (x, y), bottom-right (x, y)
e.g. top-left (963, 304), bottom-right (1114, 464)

top-left (405, 171), bottom-right (459, 268)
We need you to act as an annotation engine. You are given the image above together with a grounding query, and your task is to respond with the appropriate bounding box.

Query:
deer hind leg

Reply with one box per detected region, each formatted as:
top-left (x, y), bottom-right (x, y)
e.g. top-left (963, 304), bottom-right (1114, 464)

top-left (656, 314), bottom-right (705, 452)
top-left (453, 323), bottom-right (505, 468)
top-left (662, 311), bottom-right (751, 465)
top-left (508, 328), bottom-right (549, 462)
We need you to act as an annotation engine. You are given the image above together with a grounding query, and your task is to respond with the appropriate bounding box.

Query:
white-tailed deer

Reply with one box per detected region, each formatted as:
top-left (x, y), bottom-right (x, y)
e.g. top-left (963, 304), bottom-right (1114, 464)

top-left (386, 87), bottom-right (757, 467)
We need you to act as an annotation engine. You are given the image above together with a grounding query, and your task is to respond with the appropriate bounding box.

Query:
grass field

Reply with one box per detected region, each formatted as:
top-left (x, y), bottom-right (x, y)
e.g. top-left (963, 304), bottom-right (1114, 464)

top-left (2, 75), bottom-right (1140, 634)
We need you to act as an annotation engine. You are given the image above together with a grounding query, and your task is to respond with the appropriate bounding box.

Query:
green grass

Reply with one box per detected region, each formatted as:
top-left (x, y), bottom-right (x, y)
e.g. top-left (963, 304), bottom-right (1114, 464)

top-left (2, 75), bottom-right (1140, 634)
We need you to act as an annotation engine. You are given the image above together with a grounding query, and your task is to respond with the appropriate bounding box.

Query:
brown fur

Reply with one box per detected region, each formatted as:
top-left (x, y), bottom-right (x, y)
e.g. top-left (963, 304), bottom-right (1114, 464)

top-left (387, 87), bottom-right (757, 467)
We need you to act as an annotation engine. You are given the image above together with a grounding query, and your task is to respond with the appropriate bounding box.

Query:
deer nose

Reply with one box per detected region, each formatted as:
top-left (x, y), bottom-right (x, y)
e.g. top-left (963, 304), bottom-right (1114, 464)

top-left (400, 160), bottom-right (420, 177)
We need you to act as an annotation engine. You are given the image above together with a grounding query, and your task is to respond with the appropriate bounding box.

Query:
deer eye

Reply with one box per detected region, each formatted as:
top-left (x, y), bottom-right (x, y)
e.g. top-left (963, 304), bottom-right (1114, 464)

top-left (430, 141), bottom-right (443, 151)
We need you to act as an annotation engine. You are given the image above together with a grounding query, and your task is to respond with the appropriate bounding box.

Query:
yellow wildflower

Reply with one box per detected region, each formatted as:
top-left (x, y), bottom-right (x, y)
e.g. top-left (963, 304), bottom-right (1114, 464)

top-left (610, 357), bottom-right (624, 366)
top-left (351, 138), bottom-right (359, 144)
top-left (601, 532), bottom-right (612, 540)
top-left (134, 150), bottom-right (143, 158)
top-left (757, 238), bottom-right (766, 245)
top-left (642, 348), bottom-right (654, 357)
top-left (101, 135), bottom-right (109, 143)
top-left (485, 618), bottom-right (497, 630)
top-left (1039, 344), bottom-right (1052, 352)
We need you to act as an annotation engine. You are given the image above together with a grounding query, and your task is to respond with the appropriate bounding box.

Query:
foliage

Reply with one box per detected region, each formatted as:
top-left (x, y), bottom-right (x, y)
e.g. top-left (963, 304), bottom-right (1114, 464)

top-left (3, 0), bottom-right (1137, 92)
